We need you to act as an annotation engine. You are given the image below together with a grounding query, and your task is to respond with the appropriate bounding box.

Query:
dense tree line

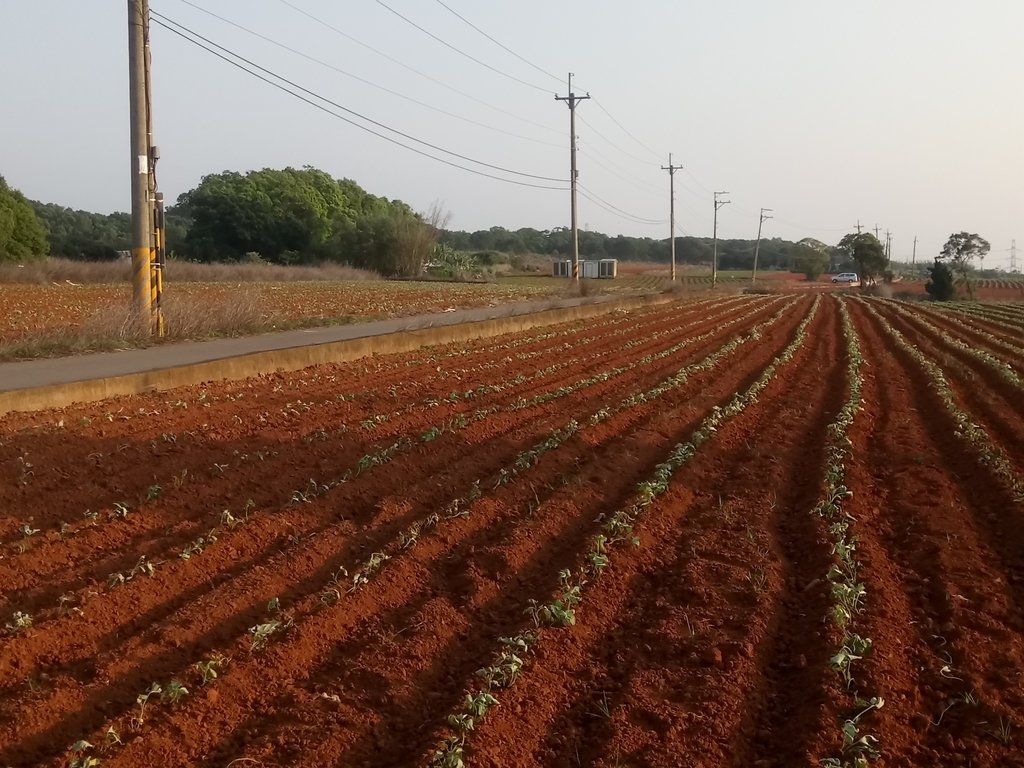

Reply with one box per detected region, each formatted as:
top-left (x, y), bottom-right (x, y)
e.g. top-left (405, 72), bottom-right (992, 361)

top-left (0, 176), bottom-right (48, 262)
top-left (440, 226), bottom-right (804, 271)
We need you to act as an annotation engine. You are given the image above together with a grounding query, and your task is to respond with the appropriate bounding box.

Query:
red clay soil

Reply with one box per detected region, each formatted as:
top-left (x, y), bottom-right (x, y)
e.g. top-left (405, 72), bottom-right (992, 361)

top-left (843, 300), bottom-right (1024, 767)
top-left (1, 296), bottom-right (1023, 768)
top-left (468, 296), bottom-right (846, 768)
top-left (0, 295), bottom-right (790, 766)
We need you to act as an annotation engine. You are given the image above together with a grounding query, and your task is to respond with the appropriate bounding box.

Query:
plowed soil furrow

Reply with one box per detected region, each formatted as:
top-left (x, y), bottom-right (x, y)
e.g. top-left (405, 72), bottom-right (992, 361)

top-left (907, 303), bottom-right (1024, 375)
top-left (0, 300), bottom-right (782, 636)
top-left (462, 299), bottom-right (839, 768)
top-left (0, 300), bottom-right (799, 767)
top-left (0, 299), bottom-right (737, 539)
top-left (842, 300), bottom-right (1024, 766)
top-left (90, 301), bottom-right (814, 768)
top-left (0, 300), bottom-right (727, 537)
top-left (0, 299), bottom-right (770, 614)
top-left (929, 306), bottom-right (1024, 352)
top-left (873, 301), bottom-right (1024, 470)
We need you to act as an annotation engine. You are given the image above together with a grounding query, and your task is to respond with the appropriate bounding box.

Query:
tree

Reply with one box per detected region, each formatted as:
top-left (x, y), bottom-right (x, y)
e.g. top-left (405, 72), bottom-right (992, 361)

top-left (837, 232), bottom-right (887, 287)
top-left (791, 238), bottom-right (830, 281)
top-left (939, 231), bottom-right (989, 299)
top-left (925, 258), bottom-right (955, 301)
top-left (0, 176), bottom-right (48, 261)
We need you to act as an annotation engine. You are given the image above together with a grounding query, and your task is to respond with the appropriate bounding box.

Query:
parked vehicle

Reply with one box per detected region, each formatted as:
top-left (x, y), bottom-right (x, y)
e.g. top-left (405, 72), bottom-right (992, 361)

top-left (831, 272), bottom-right (860, 284)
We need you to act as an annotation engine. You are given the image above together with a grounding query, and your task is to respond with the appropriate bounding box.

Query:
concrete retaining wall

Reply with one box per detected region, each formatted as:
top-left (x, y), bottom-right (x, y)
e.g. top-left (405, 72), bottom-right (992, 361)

top-left (0, 293), bottom-right (676, 417)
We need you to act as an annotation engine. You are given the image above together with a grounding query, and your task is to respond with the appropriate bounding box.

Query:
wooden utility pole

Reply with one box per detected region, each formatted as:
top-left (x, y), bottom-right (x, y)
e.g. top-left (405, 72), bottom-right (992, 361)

top-left (555, 73), bottom-right (589, 281)
top-left (128, 0), bottom-right (153, 320)
top-left (751, 207), bottom-right (773, 285)
top-left (712, 191), bottom-right (730, 288)
top-left (661, 154), bottom-right (683, 281)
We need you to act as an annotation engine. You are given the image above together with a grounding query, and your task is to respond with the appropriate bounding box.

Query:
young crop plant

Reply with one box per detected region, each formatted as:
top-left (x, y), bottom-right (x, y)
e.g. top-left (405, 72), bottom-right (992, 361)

top-left (861, 300), bottom-right (1024, 503)
top-left (131, 682), bottom-right (162, 730)
top-left (431, 298), bottom-right (821, 766)
top-left (66, 740), bottom-right (100, 768)
top-left (5, 611), bottom-right (33, 633)
top-left (195, 654), bottom-right (227, 685)
top-left (162, 680), bottom-right (189, 706)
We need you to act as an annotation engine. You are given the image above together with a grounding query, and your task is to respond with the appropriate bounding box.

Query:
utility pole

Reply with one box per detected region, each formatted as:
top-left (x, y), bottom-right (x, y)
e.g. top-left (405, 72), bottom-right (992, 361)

top-left (1011, 239), bottom-right (1018, 273)
top-left (128, 0), bottom-right (153, 320)
top-left (661, 154), bottom-right (683, 281)
top-left (128, 0), bottom-right (163, 335)
top-left (712, 191), bottom-right (730, 288)
top-left (885, 230), bottom-right (892, 265)
top-left (874, 225), bottom-right (881, 240)
top-left (912, 235), bottom-right (917, 266)
top-left (751, 207), bottom-right (773, 285)
top-left (555, 73), bottom-right (589, 282)
top-left (855, 220), bottom-right (863, 234)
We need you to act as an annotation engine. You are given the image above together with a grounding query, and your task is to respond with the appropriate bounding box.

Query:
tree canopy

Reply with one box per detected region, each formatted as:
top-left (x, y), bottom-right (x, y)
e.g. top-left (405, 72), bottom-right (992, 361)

top-left (837, 232), bottom-right (887, 286)
top-left (791, 238), bottom-right (830, 281)
top-left (0, 176), bottom-right (48, 262)
top-left (939, 231), bottom-right (989, 298)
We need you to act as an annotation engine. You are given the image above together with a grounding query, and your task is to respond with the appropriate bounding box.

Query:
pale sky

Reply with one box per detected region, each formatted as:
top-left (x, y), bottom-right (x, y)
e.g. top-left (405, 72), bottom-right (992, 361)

top-left (1, 1), bottom-right (1021, 267)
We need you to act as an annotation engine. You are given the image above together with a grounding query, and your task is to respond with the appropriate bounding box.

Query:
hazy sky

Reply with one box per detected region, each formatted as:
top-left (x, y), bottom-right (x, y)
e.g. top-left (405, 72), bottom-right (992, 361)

top-left (1, 1), bottom-right (1021, 267)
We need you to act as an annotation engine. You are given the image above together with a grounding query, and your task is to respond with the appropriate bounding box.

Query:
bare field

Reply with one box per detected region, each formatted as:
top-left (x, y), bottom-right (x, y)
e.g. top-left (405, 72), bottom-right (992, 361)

top-left (1, 296), bottom-right (1023, 767)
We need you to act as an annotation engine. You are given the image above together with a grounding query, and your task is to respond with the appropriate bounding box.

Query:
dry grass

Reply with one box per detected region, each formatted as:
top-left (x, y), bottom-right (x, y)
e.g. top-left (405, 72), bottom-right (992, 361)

top-left (0, 258), bottom-right (380, 285)
top-left (0, 292), bottom-right (350, 362)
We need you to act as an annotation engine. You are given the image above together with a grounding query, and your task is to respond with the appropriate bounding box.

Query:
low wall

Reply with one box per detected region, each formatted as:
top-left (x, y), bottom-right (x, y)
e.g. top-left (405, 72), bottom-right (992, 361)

top-left (0, 293), bottom-right (676, 416)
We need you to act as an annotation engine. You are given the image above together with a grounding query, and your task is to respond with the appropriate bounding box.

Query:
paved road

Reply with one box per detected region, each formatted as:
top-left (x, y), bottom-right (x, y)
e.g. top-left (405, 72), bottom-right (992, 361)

top-left (0, 293), bottom-right (631, 393)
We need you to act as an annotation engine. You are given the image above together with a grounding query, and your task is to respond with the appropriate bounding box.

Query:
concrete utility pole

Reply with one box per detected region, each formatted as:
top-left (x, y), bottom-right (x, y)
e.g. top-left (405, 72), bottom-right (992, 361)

top-left (661, 154), bottom-right (683, 281)
top-left (855, 220), bottom-right (863, 234)
top-left (555, 73), bottom-right (590, 282)
top-left (712, 191), bottom-right (730, 288)
top-left (128, 0), bottom-right (164, 335)
top-left (128, 0), bottom-right (153, 320)
top-left (912, 235), bottom-right (917, 266)
top-left (1011, 239), bottom-right (1018, 273)
top-left (751, 207), bottom-right (773, 285)
top-left (874, 225), bottom-right (881, 240)
top-left (885, 230), bottom-right (892, 264)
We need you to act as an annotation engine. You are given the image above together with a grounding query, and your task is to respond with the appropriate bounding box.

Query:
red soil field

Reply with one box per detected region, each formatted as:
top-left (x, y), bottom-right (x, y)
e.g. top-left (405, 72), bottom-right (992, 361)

top-left (1, 295), bottom-right (1022, 767)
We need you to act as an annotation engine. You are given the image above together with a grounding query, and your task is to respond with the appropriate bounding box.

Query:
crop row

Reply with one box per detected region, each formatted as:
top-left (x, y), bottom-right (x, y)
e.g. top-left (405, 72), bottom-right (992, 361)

top-left (431, 296), bottom-right (822, 766)
top-left (4, 300), bottom-right (803, 766)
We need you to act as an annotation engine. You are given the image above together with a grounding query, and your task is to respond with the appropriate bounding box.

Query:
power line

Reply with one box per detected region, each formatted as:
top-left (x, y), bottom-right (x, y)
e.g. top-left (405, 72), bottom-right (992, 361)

top-left (578, 184), bottom-right (666, 226)
top-left (275, 0), bottom-right (562, 136)
top-left (431, 0), bottom-right (563, 85)
top-left (592, 99), bottom-right (662, 162)
top-left (152, 12), bottom-right (566, 183)
top-left (174, 0), bottom-right (563, 149)
top-left (578, 115), bottom-right (660, 167)
top-left (151, 17), bottom-right (568, 191)
top-left (372, 0), bottom-right (550, 93)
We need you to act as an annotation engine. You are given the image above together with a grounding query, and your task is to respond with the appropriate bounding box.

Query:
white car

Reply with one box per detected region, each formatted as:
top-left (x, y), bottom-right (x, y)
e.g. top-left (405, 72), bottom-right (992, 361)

top-left (831, 272), bottom-right (859, 284)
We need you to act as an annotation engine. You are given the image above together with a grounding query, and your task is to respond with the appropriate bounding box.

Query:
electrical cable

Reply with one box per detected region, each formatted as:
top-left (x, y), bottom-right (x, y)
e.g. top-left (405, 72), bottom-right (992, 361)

top-left (174, 0), bottom-right (563, 149)
top-left (372, 0), bottom-right (551, 93)
top-left (151, 17), bottom-right (569, 191)
top-left (577, 184), bottom-right (666, 225)
top-left (591, 98), bottom-right (663, 162)
top-left (431, 0), bottom-right (564, 85)
top-left (152, 12), bottom-right (567, 183)
top-left (276, 0), bottom-right (562, 136)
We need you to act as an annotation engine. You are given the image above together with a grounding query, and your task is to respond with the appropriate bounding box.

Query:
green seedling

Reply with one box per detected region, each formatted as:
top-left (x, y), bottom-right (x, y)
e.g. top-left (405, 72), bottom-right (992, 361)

top-left (66, 740), bottom-right (100, 768)
top-left (195, 654), bottom-right (227, 685)
top-left (162, 680), bottom-right (189, 706)
top-left (6, 611), bottom-right (33, 633)
top-left (131, 682), bottom-right (162, 730)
